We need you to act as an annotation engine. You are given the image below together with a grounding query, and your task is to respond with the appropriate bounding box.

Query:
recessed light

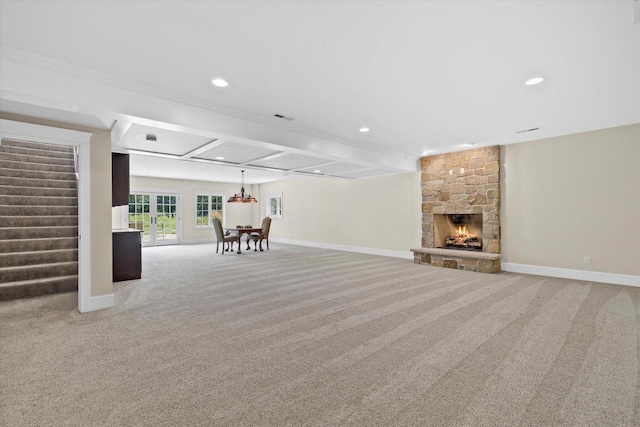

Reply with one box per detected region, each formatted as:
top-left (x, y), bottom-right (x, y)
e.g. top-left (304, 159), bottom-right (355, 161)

top-left (525, 77), bottom-right (544, 86)
top-left (313, 170), bottom-right (321, 173)
top-left (359, 127), bottom-right (370, 133)
top-left (212, 78), bottom-right (228, 87)
top-left (215, 156), bottom-right (224, 160)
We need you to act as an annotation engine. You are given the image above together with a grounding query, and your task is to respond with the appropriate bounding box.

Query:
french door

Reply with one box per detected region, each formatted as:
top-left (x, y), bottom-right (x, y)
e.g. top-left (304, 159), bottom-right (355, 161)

top-left (128, 192), bottom-right (181, 247)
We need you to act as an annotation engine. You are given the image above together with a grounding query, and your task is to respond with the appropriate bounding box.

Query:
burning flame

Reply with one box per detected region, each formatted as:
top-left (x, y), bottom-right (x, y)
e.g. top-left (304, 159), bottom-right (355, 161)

top-left (456, 225), bottom-right (469, 237)
top-left (445, 221), bottom-right (481, 249)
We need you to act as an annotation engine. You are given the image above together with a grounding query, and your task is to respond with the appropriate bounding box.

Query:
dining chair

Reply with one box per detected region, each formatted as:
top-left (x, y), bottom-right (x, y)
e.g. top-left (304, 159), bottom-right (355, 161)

top-left (249, 217), bottom-right (272, 251)
top-left (213, 218), bottom-right (236, 254)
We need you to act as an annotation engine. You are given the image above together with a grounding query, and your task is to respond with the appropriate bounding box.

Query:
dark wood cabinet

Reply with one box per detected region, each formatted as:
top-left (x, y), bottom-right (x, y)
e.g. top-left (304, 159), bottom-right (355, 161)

top-left (112, 153), bottom-right (130, 207)
top-left (113, 230), bottom-right (142, 282)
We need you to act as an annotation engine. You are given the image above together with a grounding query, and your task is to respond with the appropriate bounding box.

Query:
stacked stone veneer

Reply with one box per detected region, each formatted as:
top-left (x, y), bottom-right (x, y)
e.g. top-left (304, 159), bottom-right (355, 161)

top-left (417, 145), bottom-right (501, 273)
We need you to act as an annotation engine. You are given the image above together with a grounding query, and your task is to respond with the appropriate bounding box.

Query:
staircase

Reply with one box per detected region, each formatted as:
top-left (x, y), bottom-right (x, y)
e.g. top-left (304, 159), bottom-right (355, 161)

top-left (0, 139), bottom-right (79, 301)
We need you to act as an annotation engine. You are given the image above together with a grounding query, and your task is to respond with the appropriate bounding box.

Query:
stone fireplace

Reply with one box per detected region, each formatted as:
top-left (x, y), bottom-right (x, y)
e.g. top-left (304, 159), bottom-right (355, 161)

top-left (411, 145), bottom-right (501, 273)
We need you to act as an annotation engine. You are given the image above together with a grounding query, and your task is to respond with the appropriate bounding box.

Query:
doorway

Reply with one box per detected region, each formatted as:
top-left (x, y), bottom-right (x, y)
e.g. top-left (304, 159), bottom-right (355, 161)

top-left (128, 192), bottom-right (181, 246)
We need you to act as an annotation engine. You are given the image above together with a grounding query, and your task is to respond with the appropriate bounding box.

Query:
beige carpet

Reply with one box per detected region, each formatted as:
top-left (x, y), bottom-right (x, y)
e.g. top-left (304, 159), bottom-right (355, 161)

top-left (1, 243), bottom-right (638, 426)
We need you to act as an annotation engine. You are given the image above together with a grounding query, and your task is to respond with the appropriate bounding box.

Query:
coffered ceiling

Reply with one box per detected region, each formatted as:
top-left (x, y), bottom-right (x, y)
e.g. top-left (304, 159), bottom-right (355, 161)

top-left (117, 123), bottom-right (377, 182)
top-left (0, 1), bottom-right (638, 184)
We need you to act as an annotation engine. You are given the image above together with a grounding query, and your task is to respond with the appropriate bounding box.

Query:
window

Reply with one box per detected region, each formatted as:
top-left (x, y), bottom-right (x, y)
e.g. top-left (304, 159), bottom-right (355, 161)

top-left (266, 193), bottom-right (283, 219)
top-left (195, 193), bottom-right (224, 228)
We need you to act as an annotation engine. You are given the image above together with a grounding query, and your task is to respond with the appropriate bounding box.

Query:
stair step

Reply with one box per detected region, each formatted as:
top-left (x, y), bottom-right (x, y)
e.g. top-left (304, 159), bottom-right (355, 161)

top-left (0, 185), bottom-right (77, 197)
top-left (0, 275), bottom-right (78, 301)
top-left (0, 215), bottom-right (77, 227)
top-left (0, 195), bottom-right (78, 206)
top-left (0, 144), bottom-right (75, 160)
top-left (0, 226), bottom-right (78, 240)
top-left (0, 237), bottom-right (78, 253)
top-left (0, 261), bottom-right (78, 283)
top-left (0, 159), bottom-right (75, 174)
top-left (0, 140), bottom-right (81, 300)
top-left (1, 139), bottom-right (74, 154)
top-left (0, 205), bottom-right (78, 216)
top-left (0, 167), bottom-right (77, 181)
top-left (0, 175), bottom-right (77, 189)
top-left (0, 151), bottom-right (75, 167)
top-left (0, 249), bottom-right (78, 267)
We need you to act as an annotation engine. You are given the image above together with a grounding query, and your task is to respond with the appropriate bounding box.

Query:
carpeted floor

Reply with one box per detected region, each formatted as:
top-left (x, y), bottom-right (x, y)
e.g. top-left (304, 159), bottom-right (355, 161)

top-left (1, 243), bottom-right (638, 426)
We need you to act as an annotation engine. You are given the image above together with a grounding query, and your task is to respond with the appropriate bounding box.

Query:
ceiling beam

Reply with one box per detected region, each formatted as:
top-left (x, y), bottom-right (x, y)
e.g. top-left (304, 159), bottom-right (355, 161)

top-left (290, 161), bottom-right (338, 172)
top-left (127, 148), bottom-right (353, 181)
top-left (181, 139), bottom-right (225, 159)
top-left (127, 149), bottom-right (180, 160)
top-left (241, 151), bottom-right (287, 165)
top-left (110, 120), bottom-right (132, 149)
top-left (327, 167), bottom-right (372, 177)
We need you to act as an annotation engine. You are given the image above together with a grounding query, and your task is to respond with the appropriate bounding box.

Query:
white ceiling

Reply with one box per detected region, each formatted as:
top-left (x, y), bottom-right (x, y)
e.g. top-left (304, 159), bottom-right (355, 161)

top-left (1, 1), bottom-right (638, 184)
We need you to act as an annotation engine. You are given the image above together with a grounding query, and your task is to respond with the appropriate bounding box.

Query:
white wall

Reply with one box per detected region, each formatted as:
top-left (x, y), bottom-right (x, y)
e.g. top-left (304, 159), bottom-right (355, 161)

top-left (501, 123), bottom-right (640, 276)
top-left (129, 175), bottom-right (259, 242)
top-left (88, 128), bottom-right (113, 296)
top-left (257, 172), bottom-right (422, 254)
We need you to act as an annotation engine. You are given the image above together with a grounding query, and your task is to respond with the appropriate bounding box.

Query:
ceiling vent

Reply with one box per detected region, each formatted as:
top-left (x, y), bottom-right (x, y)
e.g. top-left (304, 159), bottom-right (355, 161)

top-left (274, 113), bottom-right (296, 121)
top-left (145, 134), bottom-right (157, 143)
top-left (516, 127), bottom-right (539, 134)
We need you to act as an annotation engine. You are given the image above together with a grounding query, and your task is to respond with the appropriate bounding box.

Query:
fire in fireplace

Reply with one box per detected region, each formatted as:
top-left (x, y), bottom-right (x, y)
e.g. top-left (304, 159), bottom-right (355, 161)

top-left (445, 224), bottom-right (481, 250)
top-left (434, 214), bottom-right (483, 251)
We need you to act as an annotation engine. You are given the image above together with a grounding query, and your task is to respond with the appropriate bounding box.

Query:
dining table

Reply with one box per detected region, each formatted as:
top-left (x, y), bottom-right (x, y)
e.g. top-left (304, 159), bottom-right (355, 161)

top-left (225, 227), bottom-right (263, 254)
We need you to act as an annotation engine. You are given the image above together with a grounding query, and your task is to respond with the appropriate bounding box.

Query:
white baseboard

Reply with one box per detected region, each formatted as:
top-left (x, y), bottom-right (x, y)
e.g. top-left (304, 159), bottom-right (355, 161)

top-left (501, 262), bottom-right (640, 288)
top-left (180, 238), bottom-right (217, 245)
top-left (180, 238), bottom-right (244, 246)
top-left (270, 238), bottom-right (414, 260)
top-left (79, 293), bottom-right (115, 313)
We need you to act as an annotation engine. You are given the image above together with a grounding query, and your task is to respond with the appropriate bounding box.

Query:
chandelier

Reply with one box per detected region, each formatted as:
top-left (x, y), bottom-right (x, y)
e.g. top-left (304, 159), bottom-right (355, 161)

top-left (227, 170), bottom-right (257, 203)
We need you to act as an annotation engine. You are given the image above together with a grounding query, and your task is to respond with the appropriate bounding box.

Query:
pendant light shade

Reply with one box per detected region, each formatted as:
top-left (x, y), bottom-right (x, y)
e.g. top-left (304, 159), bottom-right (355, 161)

top-left (227, 170), bottom-right (257, 203)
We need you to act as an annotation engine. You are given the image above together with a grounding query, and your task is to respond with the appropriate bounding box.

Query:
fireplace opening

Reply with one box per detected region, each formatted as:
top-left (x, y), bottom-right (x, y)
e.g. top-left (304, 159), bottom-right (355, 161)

top-left (434, 214), bottom-right (483, 251)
